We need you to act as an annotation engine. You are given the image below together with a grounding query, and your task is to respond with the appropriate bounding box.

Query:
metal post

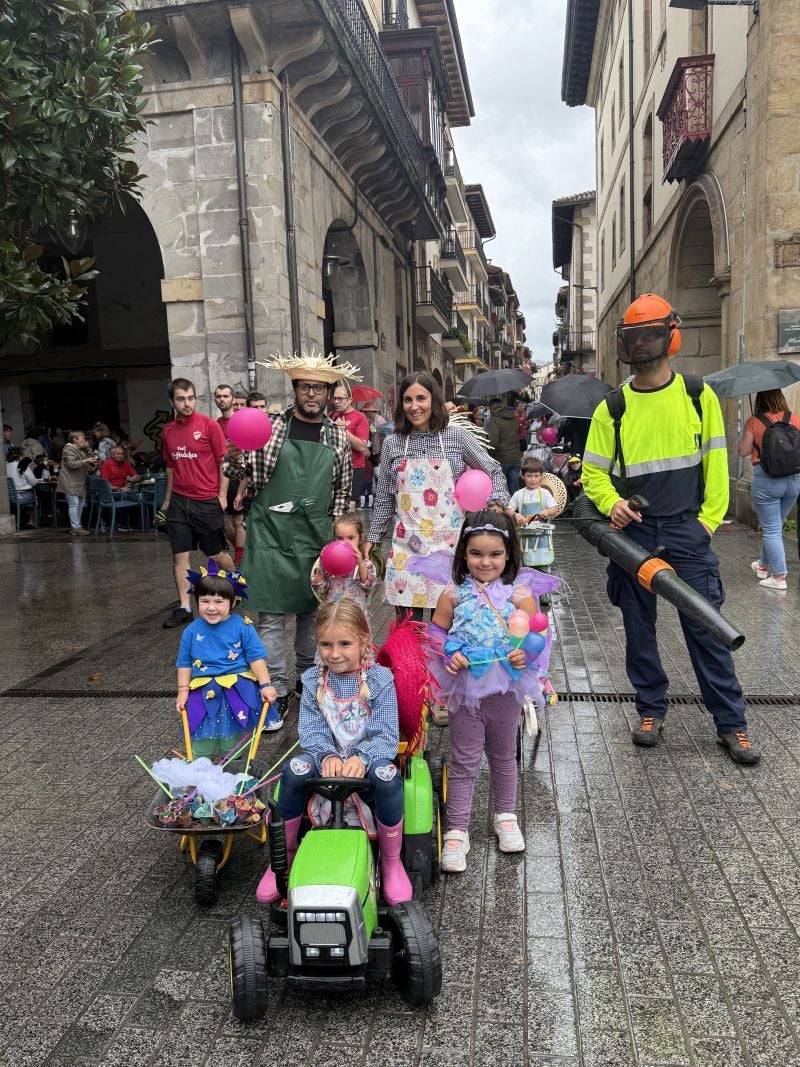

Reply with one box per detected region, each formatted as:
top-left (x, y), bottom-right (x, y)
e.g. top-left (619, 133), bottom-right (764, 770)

top-left (230, 31), bottom-right (257, 389)
top-left (280, 72), bottom-right (302, 353)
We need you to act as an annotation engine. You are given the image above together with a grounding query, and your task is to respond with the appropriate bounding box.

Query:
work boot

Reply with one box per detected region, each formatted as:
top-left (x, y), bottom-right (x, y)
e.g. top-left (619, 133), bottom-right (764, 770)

top-left (377, 819), bottom-right (413, 905)
top-left (717, 730), bottom-right (761, 766)
top-left (632, 715), bottom-right (664, 747)
top-left (255, 815), bottom-right (302, 904)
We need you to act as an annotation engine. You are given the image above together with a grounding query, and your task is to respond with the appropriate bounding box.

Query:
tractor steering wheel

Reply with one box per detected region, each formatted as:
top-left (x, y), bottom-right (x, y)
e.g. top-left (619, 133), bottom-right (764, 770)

top-left (304, 777), bottom-right (371, 804)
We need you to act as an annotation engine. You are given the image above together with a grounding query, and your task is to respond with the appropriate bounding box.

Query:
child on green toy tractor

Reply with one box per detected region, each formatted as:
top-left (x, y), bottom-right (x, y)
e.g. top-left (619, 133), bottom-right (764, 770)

top-left (256, 600), bottom-right (413, 906)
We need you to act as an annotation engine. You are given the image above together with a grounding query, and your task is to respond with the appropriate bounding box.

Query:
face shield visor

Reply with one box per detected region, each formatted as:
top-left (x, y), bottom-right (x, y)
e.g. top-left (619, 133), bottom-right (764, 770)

top-left (615, 320), bottom-right (672, 365)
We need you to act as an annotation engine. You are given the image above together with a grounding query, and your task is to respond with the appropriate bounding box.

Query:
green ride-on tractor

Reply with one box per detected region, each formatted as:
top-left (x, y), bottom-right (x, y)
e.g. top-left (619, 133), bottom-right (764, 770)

top-left (229, 747), bottom-right (446, 1019)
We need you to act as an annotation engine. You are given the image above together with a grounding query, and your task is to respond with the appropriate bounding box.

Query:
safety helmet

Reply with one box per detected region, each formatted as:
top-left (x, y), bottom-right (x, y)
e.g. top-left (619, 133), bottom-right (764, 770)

top-left (615, 294), bottom-right (682, 365)
top-left (568, 455), bottom-right (581, 465)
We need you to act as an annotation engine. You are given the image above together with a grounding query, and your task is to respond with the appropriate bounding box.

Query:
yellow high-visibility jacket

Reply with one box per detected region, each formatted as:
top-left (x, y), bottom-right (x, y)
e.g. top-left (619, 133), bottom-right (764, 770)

top-left (582, 373), bottom-right (729, 532)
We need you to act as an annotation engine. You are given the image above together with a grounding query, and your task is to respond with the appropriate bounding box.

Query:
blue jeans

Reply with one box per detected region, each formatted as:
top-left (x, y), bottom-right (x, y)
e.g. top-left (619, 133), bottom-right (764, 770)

top-left (502, 464), bottom-right (520, 496)
top-left (66, 493), bottom-right (85, 529)
top-left (751, 465), bottom-right (800, 577)
top-left (278, 752), bottom-right (404, 826)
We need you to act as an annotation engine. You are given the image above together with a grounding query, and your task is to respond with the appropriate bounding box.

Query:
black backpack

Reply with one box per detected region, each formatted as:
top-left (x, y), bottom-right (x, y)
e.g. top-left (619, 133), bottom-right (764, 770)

top-left (756, 413), bottom-right (800, 477)
top-left (605, 374), bottom-right (703, 480)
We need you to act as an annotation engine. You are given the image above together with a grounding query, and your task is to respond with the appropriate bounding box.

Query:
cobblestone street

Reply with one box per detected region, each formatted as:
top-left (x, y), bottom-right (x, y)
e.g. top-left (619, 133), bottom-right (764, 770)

top-left (2, 520), bottom-right (800, 1066)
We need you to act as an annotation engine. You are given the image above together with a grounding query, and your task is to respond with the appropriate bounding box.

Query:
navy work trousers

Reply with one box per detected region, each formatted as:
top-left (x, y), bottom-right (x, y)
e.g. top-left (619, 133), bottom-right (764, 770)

top-left (606, 514), bottom-right (747, 733)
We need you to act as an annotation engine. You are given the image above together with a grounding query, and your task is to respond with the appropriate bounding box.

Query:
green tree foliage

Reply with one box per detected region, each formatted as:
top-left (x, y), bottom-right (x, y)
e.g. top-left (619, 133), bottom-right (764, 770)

top-left (0, 0), bottom-right (154, 349)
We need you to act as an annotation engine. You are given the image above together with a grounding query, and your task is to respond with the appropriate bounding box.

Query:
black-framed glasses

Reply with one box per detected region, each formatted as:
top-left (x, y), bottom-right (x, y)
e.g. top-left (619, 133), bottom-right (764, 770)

top-left (296, 383), bottom-right (327, 396)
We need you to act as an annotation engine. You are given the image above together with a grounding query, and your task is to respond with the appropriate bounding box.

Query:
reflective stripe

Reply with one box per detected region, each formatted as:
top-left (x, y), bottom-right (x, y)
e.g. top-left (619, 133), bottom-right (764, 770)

top-left (701, 435), bottom-right (727, 454)
top-left (583, 449), bottom-right (613, 471)
top-left (620, 453), bottom-right (702, 478)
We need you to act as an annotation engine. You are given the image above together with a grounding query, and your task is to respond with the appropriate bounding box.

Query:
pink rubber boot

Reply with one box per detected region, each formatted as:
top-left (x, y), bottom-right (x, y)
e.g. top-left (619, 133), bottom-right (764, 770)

top-left (377, 820), bottom-right (413, 905)
top-left (255, 815), bottom-right (302, 904)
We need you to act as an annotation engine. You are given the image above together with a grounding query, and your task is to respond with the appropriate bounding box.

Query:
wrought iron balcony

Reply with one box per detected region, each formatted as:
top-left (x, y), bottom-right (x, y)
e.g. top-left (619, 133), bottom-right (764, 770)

top-left (440, 231), bottom-right (467, 274)
top-left (444, 149), bottom-right (462, 181)
top-left (656, 55), bottom-right (714, 183)
top-left (382, 0), bottom-right (408, 29)
top-left (416, 265), bottom-right (452, 334)
top-left (558, 327), bottom-right (596, 353)
top-left (475, 339), bottom-right (484, 364)
top-left (460, 229), bottom-right (488, 272)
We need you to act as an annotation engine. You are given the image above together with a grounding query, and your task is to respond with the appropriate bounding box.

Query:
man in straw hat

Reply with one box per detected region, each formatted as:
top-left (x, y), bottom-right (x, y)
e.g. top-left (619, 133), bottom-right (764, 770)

top-left (224, 352), bottom-right (356, 722)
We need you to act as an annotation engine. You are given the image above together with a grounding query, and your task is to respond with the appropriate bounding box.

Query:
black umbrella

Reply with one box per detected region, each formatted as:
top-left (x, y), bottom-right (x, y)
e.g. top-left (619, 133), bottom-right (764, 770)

top-left (704, 359), bottom-right (800, 399)
top-left (526, 402), bottom-right (555, 419)
top-left (540, 374), bottom-right (614, 419)
top-left (457, 368), bottom-right (532, 399)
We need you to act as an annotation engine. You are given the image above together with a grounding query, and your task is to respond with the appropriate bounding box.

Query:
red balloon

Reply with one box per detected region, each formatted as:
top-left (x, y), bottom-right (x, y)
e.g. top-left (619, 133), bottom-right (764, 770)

top-left (540, 427), bottom-right (557, 445)
top-left (530, 612), bottom-right (549, 633)
top-left (320, 539), bottom-right (358, 577)
top-left (228, 408), bottom-right (273, 450)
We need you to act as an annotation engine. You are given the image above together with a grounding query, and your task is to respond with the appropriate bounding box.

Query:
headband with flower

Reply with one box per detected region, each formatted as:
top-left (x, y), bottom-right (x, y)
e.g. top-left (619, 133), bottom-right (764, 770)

top-left (186, 558), bottom-right (249, 601)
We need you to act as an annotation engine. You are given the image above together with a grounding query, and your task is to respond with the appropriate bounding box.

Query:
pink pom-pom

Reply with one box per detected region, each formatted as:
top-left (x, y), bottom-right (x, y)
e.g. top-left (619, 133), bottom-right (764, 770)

top-left (228, 408), bottom-right (273, 451)
top-left (454, 469), bottom-right (493, 511)
top-left (508, 609), bottom-right (531, 639)
top-left (320, 539), bottom-right (358, 577)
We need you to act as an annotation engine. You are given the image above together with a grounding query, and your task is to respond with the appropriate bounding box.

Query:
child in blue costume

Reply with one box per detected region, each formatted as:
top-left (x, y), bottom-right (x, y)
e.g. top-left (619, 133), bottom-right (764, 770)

top-left (426, 510), bottom-right (557, 873)
top-left (175, 560), bottom-right (279, 759)
top-left (256, 599), bottom-right (412, 907)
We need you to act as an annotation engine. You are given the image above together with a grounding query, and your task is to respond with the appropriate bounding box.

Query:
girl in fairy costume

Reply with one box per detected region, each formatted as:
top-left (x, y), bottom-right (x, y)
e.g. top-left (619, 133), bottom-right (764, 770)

top-left (175, 561), bottom-right (279, 758)
top-left (424, 510), bottom-right (557, 873)
top-left (255, 599), bottom-right (412, 907)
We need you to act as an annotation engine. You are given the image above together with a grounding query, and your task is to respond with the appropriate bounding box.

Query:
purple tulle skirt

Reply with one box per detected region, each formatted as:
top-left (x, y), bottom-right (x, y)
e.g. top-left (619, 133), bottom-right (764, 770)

top-left (427, 646), bottom-right (544, 715)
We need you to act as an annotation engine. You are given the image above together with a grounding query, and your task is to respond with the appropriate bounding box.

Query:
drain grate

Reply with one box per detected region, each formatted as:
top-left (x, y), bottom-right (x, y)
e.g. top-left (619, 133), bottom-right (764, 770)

top-left (2, 687), bottom-right (797, 706)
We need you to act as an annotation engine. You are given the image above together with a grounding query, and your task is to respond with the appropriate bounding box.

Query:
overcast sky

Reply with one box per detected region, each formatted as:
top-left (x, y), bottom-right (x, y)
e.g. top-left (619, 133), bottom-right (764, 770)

top-left (451, 0), bottom-right (596, 368)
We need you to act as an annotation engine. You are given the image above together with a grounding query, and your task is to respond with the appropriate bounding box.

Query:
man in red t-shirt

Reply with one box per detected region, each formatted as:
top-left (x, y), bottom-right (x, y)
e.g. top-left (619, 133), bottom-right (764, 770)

top-left (100, 446), bottom-right (140, 489)
top-left (331, 382), bottom-right (370, 506)
top-left (214, 383), bottom-right (247, 568)
top-left (160, 377), bottom-right (234, 628)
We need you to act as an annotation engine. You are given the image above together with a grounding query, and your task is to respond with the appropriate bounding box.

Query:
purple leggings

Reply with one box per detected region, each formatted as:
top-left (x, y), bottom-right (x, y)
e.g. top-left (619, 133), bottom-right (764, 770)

top-left (447, 693), bottom-right (521, 831)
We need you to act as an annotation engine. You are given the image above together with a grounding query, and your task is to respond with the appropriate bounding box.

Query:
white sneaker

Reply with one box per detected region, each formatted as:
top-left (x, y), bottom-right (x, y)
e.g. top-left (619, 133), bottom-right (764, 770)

top-left (751, 561), bottom-right (769, 579)
top-left (440, 829), bottom-right (469, 872)
top-left (494, 813), bottom-right (525, 853)
top-left (760, 575), bottom-right (787, 590)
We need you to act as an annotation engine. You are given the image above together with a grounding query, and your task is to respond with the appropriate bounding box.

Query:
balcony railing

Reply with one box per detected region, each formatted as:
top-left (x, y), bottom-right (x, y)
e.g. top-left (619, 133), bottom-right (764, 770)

top-left (460, 229), bottom-right (487, 271)
top-left (327, 0), bottom-right (426, 195)
top-left (558, 327), bottom-right (596, 353)
top-left (444, 149), bottom-right (462, 182)
top-left (382, 0), bottom-right (408, 29)
top-left (443, 309), bottom-right (468, 340)
top-left (453, 284), bottom-right (487, 314)
top-left (475, 339), bottom-right (484, 364)
top-left (656, 54), bottom-right (714, 183)
top-left (440, 231), bottom-right (467, 275)
top-left (416, 266), bottom-right (452, 321)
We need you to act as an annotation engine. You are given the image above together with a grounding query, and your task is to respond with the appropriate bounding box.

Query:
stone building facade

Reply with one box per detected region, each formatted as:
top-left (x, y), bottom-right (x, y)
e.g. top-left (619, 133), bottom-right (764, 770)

top-left (562, 0), bottom-right (800, 519)
top-left (552, 191), bottom-right (598, 374)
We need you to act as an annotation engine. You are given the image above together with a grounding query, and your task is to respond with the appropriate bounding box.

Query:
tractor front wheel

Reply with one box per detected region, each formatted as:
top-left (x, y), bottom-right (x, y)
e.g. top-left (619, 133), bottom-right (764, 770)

top-left (388, 901), bottom-right (442, 1005)
top-left (229, 916), bottom-right (268, 1021)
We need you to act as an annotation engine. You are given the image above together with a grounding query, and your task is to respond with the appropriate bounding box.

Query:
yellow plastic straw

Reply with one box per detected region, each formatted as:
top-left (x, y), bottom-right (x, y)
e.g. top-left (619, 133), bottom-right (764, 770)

top-left (135, 754), bottom-right (173, 798)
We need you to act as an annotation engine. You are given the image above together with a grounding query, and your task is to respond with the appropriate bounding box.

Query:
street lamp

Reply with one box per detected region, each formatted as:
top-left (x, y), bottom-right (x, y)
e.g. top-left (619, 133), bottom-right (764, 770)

top-left (60, 213), bottom-right (88, 255)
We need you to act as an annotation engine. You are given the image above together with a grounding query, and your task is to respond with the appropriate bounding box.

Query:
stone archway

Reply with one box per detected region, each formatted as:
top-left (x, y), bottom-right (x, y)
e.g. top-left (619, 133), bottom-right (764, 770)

top-left (668, 175), bottom-right (730, 377)
top-left (432, 368), bottom-right (443, 392)
top-left (445, 376), bottom-right (455, 401)
top-left (322, 222), bottom-right (376, 381)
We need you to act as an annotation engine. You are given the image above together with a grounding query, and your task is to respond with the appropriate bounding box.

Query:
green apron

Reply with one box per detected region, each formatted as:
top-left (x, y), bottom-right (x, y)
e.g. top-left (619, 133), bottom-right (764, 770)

top-left (243, 418), bottom-right (335, 614)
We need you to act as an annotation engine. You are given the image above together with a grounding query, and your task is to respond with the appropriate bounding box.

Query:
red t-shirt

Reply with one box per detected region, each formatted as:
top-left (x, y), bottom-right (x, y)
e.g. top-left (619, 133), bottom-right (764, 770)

top-left (516, 411), bottom-right (527, 440)
top-left (217, 414), bottom-right (232, 440)
top-left (99, 458), bottom-right (137, 489)
top-left (745, 411), bottom-right (800, 464)
top-left (334, 408), bottom-right (369, 469)
top-left (162, 412), bottom-right (227, 499)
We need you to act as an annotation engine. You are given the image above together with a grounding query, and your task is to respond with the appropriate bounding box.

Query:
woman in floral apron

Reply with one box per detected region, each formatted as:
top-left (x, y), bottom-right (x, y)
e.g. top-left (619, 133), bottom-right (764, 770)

top-left (364, 372), bottom-right (509, 622)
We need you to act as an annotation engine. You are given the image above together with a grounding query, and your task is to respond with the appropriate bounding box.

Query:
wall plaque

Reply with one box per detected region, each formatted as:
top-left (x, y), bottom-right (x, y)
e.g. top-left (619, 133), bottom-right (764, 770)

top-left (778, 310), bottom-right (800, 354)
top-left (775, 234), bottom-right (800, 269)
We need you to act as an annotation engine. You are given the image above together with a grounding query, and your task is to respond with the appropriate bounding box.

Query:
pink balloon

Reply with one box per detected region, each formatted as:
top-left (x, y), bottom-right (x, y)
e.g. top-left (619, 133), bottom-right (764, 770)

top-left (540, 427), bottom-right (557, 445)
top-left (228, 408), bottom-right (273, 451)
top-left (508, 610), bottom-right (531, 639)
top-left (454, 468), bottom-right (493, 511)
top-left (530, 612), bottom-right (549, 633)
top-left (320, 539), bottom-right (358, 577)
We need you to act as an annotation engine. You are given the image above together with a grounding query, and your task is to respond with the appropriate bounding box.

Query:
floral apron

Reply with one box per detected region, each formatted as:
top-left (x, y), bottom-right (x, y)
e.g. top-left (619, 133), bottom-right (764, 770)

top-left (385, 434), bottom-right (463, 609)
top-left (518, 488), bottom-right (554, 566)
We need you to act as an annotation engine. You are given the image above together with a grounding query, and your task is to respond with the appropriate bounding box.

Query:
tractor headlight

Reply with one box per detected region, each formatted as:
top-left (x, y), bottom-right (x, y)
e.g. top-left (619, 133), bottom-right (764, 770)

top-left (288, 886), bottom-right (367, 967)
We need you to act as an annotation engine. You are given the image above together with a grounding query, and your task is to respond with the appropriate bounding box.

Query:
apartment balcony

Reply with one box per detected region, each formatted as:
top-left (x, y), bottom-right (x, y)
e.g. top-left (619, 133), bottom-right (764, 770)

top-left (439, 231), bottom-right (469, 291)
top-left (558, 327), bottom-right (596, 354)
top-left (381, 0), bottom-right (408, 29)
top-left (453, 284), bottom-right (488, 322)
top-left (656, 55), bottom-right (714, 184)
top-left (416, 266), bottom-right (452, 334)
top-left (442, 310), bottom-right (468, 352)
top-left (459, 229), bottom-right (488, 279)
top-left (444, 148), bottom-right (469, 224)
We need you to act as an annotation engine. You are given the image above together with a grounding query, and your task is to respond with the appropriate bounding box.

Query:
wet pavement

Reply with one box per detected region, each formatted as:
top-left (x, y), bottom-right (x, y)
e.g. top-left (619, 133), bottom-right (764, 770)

top-left (2, 518), bottom-right (800, 1066)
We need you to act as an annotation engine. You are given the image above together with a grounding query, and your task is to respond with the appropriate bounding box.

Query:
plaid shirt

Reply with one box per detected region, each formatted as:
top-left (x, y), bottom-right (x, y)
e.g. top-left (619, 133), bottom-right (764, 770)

top-left (223, 408), bottom-right (352, 517)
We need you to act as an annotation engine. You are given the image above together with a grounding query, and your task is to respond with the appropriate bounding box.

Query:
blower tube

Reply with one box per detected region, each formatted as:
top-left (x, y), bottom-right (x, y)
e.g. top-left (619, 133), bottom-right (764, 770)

top-left (572, 494), bottom-right (745, 651)
top-left (266, 798), bottom-right (288, 899)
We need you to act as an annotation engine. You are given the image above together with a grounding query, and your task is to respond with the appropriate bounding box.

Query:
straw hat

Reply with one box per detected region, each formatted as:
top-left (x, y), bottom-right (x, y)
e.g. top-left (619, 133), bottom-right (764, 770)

top-left (540, 472), bottom-right (567, 515)
top-left (267, 402), bottom-right (283, 415)
top-left (261, 350), bottom-right (363, 386)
